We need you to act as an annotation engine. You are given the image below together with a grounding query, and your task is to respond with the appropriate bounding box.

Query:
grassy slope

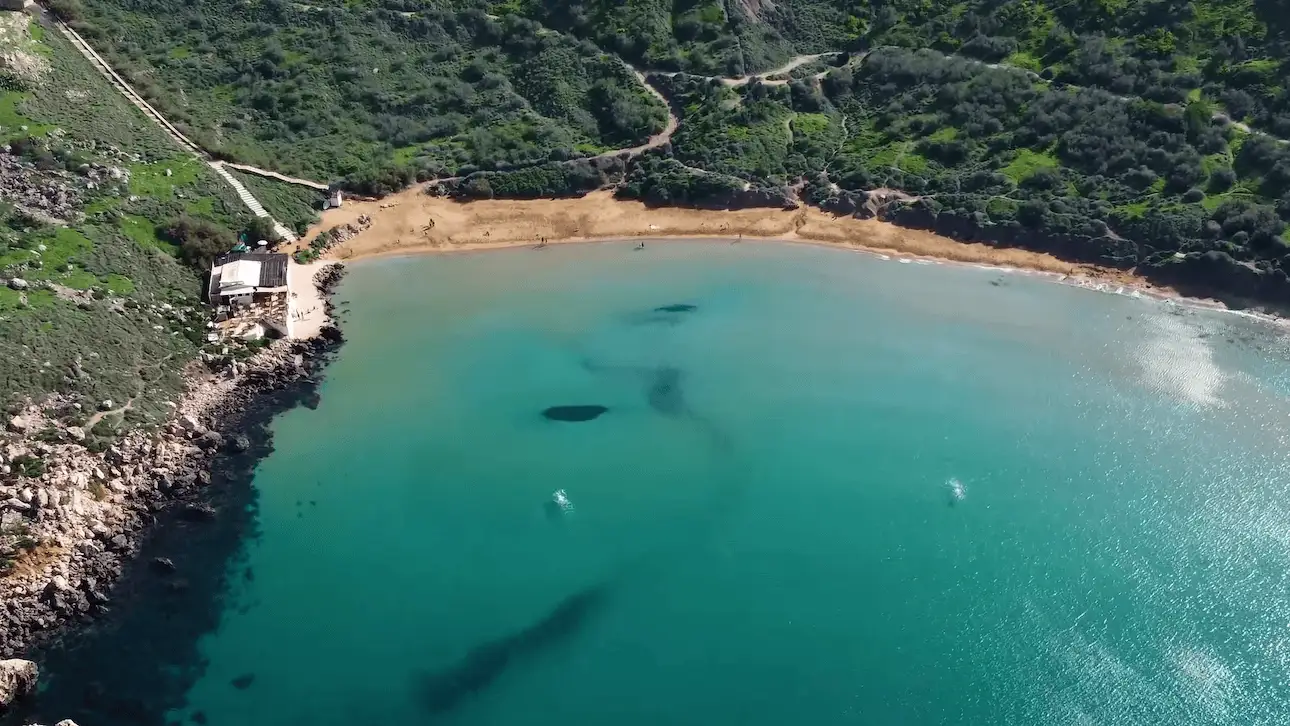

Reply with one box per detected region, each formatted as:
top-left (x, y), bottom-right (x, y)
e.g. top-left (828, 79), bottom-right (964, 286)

top-left (0, 13), bottom-right (250, 435)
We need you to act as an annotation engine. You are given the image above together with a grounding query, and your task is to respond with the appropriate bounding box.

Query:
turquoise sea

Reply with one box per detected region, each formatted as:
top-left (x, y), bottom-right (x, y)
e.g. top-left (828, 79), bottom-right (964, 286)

top-left (28, 241), bottom-right (1290, 724)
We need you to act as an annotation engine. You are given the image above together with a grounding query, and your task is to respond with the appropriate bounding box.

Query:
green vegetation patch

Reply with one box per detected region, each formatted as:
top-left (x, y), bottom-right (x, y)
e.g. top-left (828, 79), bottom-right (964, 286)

top-left (105, 274), bottom-right (135, 295)
top-left (1005, 51), bottom-right (1042, 73)
top-left (925, 126), bottom-right (958, 143)
top-left (56, 270), bottom-right (98, 290)
top-left (792, 113), bottom-right (832, 136)
top-left (0, 286), bottom-right (22, 312)
top-left (1001, 149), bottom-right (1059, 184)
top-left (129, 156), bottom-right (203, 197)
top-left (0, 91), bottom-right (54, 141)
top-left (119, 214), bottom-right (178, 255)
top-left (897, 151), bottom-right (929, 176)
top-left (63, 0), bottom-right (668, 193)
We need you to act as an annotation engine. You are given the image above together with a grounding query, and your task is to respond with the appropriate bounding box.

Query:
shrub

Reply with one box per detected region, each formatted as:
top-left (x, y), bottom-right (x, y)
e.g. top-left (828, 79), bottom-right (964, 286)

top-left (160, 216), bottom-right (236, 271)
top-left (13, 455), bottom-right (45, 478)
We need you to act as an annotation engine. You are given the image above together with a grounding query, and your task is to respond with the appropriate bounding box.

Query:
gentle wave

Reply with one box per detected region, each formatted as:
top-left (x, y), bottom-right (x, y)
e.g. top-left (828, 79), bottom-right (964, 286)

top-left (1134, 314), bottom-right (1228, 408)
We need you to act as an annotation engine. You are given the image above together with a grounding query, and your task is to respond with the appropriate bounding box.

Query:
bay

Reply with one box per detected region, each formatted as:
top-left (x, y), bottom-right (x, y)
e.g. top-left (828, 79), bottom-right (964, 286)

top-left (28, 241), bottom-right (1290, 725)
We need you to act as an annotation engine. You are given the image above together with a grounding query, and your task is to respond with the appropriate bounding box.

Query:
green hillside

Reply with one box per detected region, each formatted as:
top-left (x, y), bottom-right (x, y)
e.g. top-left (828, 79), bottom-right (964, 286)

top-left (0, 11), bottom-right (255, 442)
top-left (30, 0), bottom-right (1290, 304)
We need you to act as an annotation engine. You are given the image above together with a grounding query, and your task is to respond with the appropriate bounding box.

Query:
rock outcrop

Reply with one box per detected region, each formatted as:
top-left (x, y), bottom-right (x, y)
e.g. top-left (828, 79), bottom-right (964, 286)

top-left (1143, 250), bottom-right (1290, 306)
top-left (0, 658), bottom-right (37, 710)
top-left (0, 265), bottom-right (347, 657)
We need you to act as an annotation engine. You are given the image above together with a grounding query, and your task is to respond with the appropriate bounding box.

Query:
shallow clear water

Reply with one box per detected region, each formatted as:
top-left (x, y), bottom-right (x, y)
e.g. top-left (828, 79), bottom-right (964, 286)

top-left (84, 242), bottom-right (1290, 724)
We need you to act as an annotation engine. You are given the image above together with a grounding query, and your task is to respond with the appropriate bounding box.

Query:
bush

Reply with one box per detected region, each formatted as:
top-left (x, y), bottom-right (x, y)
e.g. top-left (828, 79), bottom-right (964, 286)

top-left (13, 455), bottom-right (45, 478)
top-left (47, 0), bottom-right (86, 23)
top-left (1209, 167), bottom-right (1236, 192)
top-left (160, 216), bottom-right (237, 271)
top-left (245, 216), bottom-right (279, 245)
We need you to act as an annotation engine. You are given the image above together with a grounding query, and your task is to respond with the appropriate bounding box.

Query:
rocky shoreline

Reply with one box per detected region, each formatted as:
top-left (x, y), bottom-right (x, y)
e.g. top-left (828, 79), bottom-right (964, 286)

top-left (0, 264), bottom-right (348, 721)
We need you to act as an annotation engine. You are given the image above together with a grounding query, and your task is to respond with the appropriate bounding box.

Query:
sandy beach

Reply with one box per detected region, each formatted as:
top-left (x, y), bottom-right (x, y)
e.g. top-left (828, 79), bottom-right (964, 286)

top-left (300, 187), bottom-right (1184, 297)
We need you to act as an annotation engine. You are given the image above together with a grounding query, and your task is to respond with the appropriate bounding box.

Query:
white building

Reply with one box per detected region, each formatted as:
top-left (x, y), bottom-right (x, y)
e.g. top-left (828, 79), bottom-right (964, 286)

top-left (208, 253), bottom-right (288, 306)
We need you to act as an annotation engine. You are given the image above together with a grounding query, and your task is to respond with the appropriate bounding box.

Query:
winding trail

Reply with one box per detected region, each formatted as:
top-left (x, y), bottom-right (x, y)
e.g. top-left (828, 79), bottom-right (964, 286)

top-left (607, 68), bottom-right (679, 157)
top-left (653, 52), bottom-right (842, 87)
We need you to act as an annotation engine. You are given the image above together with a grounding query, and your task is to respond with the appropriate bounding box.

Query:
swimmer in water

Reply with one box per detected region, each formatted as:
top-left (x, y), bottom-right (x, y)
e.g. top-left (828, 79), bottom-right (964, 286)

top-left (545, 489), bottom-right (574, 518)
top-left (947, 478), bottom-right (966, 506)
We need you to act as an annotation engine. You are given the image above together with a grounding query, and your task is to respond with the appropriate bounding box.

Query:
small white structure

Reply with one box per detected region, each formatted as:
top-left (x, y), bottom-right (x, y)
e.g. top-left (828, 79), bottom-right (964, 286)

top-left (323, 189), bottom-right (343, 210)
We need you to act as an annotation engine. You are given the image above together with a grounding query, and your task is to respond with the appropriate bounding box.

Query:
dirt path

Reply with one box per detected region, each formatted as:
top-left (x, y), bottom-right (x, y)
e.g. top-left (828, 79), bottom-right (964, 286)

top-left (597, 68), bottom-right (680, 158)
top-left (651, 52), bottom-right (842, 87)
top-left (222, 162), bottom-right (331, 190)
top-left (84, 398), bottom-right (133, 431)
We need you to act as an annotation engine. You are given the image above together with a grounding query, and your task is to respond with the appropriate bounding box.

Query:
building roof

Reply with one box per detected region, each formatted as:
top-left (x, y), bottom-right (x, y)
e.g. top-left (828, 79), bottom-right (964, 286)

top-left (208, 252), bottom-right (289, 300)
top-left (219, 260), bottom-right (262, 290)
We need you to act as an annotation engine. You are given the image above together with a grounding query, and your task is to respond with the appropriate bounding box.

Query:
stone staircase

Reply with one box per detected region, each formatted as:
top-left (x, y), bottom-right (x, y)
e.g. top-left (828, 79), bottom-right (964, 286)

top-left (209, 163), bottom-right (298, 243)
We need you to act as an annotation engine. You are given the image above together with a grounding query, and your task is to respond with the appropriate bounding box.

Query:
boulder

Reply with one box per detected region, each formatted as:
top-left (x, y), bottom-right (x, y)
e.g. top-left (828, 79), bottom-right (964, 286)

top-left (7, 278), bottom-right (27, 291)
top-left (6, 416), bottom-right (27, 433)
top-left (180, 503), bottom-right (216, 522)
top-left (0, 659), bottom-right (38, 710)
top-left (42, 578), bottom-right (89, 616)
top-left (228, 433), bottom-right (251, 453)
top-left (65, 426), bottom-right (86, 443)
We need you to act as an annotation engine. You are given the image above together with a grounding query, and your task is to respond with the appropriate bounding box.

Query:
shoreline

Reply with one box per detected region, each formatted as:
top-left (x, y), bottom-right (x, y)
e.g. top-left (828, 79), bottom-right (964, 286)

top-left (301, 187), bottom-right (1273, 321)
top-left (350, 234), bottom-right (1278, 325)
top-left (304, 190), bottom-right (1118, 282)
top-left (0, 266), bottom-right (347, 723)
